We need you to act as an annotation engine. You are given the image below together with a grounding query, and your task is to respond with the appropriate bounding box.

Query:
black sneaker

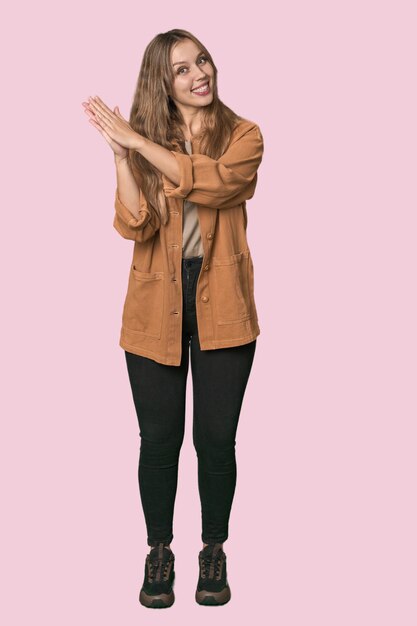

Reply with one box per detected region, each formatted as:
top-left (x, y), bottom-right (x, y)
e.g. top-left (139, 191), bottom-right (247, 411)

top-left (139, 542), bottom-right (175, 608)
top-left (195, 542), bottom-right (231, 605)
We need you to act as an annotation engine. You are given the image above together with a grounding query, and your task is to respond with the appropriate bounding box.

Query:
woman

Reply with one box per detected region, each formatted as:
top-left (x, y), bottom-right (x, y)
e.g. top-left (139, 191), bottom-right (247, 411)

top-left (82, 28), bottom-right (264, 609)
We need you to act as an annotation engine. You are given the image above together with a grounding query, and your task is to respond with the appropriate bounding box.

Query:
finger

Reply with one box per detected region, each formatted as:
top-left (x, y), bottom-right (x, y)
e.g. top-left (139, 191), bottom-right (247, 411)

top-left (89, 105), bottom-right (113, 130)
top-left (89, 120), bottom-right (113, 148)
top-left (84, 102), bottom-right (100, 120)
top-left (90, 96), bottom-right (115, 124)
top-left (89, 118), bottom-right (103, 131)
top-left (84, 107), bottom-right (97, 120)
top-left (86, 111), bottom-right (104, 132)
top-left (94, 95), bottom-right (113, 112)
top-left (101, 127), bottom-right (113, 143)
top-left (94, 111), bottom-right (112, 131)
top-left (92, 114), bottom-right (118, 142)
top-left (114, 106), bottom-right (126, 122)
top-left (87, 100), bottom-right (113, 129)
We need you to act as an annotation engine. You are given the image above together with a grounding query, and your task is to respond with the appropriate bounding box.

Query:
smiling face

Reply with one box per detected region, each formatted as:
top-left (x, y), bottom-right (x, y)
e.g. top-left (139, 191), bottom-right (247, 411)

top-left (170, 38), bottom-right (214, 115)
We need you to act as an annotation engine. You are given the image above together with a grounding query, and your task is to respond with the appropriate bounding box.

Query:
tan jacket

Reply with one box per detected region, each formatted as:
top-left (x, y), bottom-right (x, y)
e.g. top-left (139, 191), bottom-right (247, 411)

top-left (113, 117), bottom-right (264, 366)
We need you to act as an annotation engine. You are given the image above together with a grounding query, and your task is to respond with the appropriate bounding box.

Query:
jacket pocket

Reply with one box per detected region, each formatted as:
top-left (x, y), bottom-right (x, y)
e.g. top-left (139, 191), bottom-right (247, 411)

top-left (212, 250), bottom-right (252, 325)
top-left (122, 266), bottom-right (164, 338)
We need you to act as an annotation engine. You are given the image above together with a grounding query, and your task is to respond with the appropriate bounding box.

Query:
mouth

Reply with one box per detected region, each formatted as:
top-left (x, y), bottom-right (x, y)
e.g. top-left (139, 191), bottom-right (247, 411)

top-left (191, 81), bottom-right (210, 95)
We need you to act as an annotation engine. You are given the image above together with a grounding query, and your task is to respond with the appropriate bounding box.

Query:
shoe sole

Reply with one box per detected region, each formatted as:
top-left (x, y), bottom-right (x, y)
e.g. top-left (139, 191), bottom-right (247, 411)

top-left (139, 572), bottom-right (175, 608)
top-left (195, 583), bottom-right (231, 605)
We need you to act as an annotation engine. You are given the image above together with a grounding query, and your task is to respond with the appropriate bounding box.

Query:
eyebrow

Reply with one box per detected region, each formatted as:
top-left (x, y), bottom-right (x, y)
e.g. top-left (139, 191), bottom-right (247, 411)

top-left (172, 51), bottom-right (205, 66)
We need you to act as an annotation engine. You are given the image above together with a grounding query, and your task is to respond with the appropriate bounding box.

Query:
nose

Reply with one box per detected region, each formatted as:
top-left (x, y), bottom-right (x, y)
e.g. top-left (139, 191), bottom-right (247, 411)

top-left (194, 66), bottom-right (208, 81)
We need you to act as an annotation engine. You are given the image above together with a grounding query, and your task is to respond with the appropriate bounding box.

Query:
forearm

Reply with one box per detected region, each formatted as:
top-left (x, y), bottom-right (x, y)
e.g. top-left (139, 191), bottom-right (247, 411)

top-left (134, 137), bottom-right (181, 186)
top-left (161, 124), bottom-right (264, 208)
top-left (114, 156), bottom-right (141, 219)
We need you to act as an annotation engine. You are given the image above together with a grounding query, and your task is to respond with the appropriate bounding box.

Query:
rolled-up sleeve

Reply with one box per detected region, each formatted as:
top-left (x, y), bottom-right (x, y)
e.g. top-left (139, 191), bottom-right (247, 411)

top-left (113, 188), bottom-right (160, 243)
top-left (161, 123), bottom-right (264, 209)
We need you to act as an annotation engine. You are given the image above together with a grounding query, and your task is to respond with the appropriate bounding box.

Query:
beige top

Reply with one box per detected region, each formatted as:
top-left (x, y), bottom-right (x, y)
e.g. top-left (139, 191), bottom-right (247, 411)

top-left (182, 140), bottom-right (204, 258)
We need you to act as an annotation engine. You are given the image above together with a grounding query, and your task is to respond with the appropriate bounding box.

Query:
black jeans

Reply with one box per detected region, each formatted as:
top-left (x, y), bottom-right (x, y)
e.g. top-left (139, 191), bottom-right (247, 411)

top-left (124, 255), bottom-right (256, 547)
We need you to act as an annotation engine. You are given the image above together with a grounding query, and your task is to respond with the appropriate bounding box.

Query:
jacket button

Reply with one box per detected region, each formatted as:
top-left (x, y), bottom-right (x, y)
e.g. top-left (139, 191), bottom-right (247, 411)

top-left (201, 295), bottom-right (209, 303)
top-left (171, 310), bottom-right (179, 315)
top-left (206, 233), bottom-right (214, 240)
top-left (204, 265), bottom-right (209, 271)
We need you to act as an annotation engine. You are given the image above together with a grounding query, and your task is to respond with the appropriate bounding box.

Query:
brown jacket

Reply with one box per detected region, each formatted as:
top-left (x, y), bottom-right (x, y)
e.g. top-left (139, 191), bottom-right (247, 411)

top-left (113, 117), bottom-right (264, 366)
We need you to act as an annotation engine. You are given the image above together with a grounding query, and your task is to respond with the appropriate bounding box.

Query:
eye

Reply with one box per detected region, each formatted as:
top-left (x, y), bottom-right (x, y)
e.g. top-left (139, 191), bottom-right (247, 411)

top-left (177, 55), bottom-right (208, 75)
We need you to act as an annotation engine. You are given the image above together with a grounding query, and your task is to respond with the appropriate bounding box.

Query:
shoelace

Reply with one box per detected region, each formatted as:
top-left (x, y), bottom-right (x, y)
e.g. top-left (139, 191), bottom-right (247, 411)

top-left (147, 544), bottom-right (173, 582)
top-left (200, 550), bottom-right (224, 579)
top-left (148, 557), bottom-right (172, 581)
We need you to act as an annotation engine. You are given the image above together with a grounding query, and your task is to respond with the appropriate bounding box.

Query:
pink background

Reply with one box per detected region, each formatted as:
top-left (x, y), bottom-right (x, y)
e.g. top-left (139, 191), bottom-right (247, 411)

top-left (2, 0), bottom-right (416, 623)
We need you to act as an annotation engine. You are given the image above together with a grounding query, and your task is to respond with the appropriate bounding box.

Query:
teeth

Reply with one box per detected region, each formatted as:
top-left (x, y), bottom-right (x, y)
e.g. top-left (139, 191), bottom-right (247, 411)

top-left (192, 83), bottom-right (209, 93)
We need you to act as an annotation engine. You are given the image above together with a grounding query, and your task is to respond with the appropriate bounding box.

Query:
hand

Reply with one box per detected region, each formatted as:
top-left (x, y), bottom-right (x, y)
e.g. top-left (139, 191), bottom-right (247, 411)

top-left (82, 96), bottom-right (143, 157)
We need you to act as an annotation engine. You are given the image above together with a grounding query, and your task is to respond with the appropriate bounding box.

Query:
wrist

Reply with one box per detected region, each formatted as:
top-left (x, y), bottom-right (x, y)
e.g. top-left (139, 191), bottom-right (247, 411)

top-left (133, 134), bottom-right (147, 153)
top-left (114, 154), bottom-right (129, 165)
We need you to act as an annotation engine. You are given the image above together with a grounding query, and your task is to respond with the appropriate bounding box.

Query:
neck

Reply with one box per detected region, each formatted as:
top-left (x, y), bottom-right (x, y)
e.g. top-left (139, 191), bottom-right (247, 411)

top-left (180, 109), bottom-right (203, 140)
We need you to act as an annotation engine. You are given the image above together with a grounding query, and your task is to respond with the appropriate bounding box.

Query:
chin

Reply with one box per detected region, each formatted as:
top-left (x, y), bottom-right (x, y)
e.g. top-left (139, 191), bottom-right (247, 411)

top-left (190, 93), bottom-right (214, 103)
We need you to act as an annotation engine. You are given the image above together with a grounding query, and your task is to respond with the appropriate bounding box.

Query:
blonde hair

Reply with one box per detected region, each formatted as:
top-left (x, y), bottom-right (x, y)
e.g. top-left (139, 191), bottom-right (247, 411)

top-left (128, 28), bottom-right (242, 226)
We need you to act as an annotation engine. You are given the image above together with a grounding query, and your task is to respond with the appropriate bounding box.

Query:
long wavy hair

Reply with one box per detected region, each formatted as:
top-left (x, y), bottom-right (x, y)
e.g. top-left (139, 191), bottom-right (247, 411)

top-left (127, 29), bottom-right (242, 226)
